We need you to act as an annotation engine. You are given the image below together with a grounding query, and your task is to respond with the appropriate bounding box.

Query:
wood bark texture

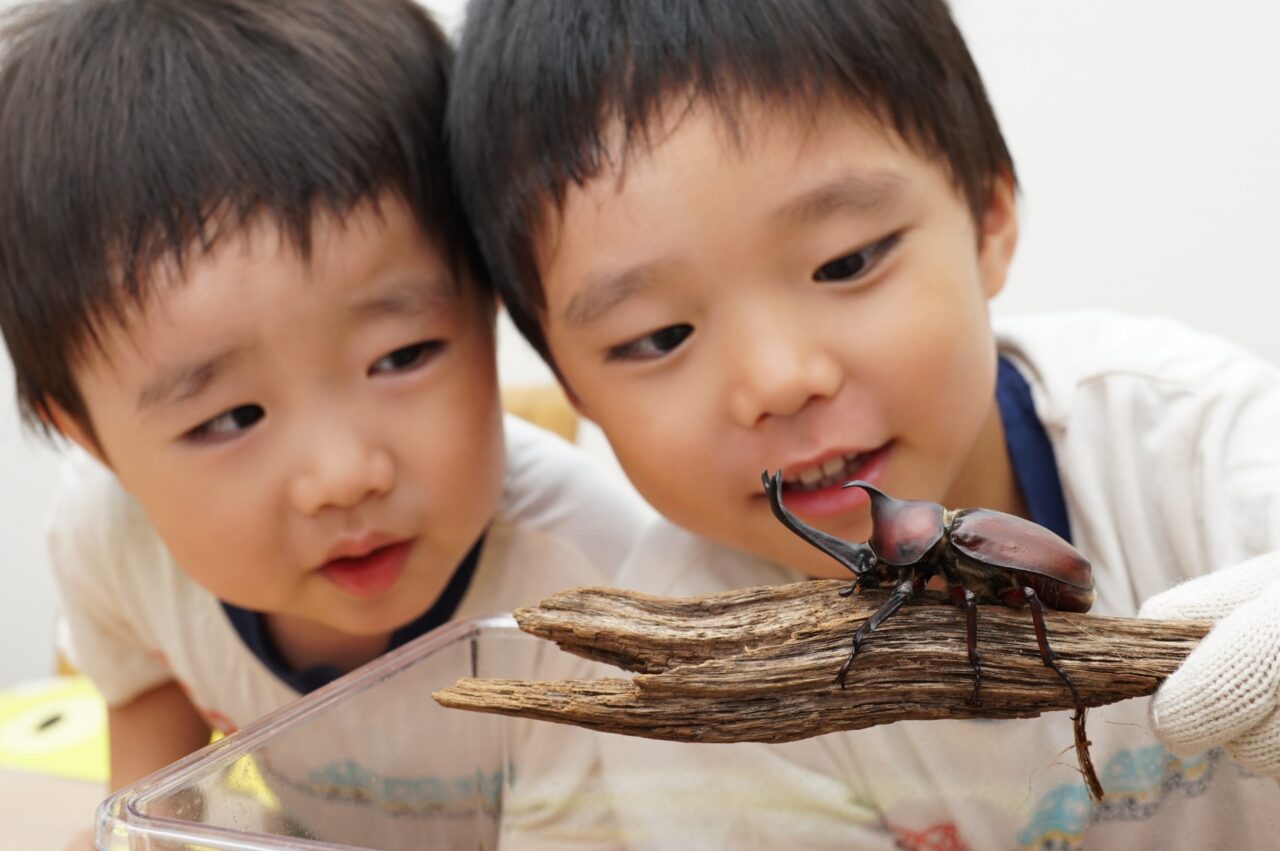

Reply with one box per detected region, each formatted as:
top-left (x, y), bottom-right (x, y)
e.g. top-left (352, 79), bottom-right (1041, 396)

top-left (433, 581), bottom-right (1209, 745)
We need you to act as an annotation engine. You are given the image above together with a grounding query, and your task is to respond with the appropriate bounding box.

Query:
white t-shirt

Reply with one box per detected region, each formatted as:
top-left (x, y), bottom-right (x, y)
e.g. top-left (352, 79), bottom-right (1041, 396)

top-left (51, 414), bottom-right (647, 729)
top-left (600, 311), bottom-right (1280, 850)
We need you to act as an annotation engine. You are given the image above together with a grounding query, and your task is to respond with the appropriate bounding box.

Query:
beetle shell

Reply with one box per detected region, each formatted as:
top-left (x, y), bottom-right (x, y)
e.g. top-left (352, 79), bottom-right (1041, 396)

top-left (949, 507), bottom-right (1096, 612)
top-left (850, 481), bottom-right (946, 566)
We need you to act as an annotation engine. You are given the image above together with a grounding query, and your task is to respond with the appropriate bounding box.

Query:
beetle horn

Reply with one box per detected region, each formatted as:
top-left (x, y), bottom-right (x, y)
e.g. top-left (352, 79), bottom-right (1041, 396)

top-left (842, 480), bottom-right (886, 499)
top-left (762, 471), bottom-right (876, 577)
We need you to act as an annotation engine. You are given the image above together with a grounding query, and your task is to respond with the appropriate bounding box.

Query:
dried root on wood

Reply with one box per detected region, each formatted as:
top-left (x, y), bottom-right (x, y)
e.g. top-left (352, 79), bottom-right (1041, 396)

top-left (434, 581), bottom-right (1209, 799)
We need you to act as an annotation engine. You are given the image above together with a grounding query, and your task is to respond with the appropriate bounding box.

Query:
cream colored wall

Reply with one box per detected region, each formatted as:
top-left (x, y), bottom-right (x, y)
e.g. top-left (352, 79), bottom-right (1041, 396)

top-left (957, 0), bottom-right (1280, 351)
top-left (2, 0), bottom-right (1279, 687)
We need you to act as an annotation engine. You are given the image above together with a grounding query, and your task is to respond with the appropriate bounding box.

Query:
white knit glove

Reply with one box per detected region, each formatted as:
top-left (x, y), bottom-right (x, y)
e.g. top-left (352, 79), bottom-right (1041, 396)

top-left (1138, 551), bottom-right (1280, 777)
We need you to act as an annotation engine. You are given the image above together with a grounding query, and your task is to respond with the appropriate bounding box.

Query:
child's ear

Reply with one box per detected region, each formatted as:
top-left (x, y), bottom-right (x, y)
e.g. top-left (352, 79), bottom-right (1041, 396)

top-left (977, 169), bottom-right (1019, 300)
top-left (42, 398), bottom-right (109, 467)
top-left (560, 380), bottom-right (592, 420)
top-left (543, 359), bottom-right (594, 420)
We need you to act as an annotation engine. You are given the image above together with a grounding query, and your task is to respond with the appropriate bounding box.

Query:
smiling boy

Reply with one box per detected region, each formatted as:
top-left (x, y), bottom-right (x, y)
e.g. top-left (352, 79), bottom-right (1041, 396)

top-left (449, 0), bottom-right (1280, 847)
top-left (0, 0), bottom-right (645, 809)
top-left (534, 102), bottom-right (1019, 580)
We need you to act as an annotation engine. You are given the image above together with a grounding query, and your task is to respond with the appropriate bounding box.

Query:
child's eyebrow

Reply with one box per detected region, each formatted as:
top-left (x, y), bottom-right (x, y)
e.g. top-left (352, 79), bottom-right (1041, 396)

top-left (137, 348), bottom-right (245, 413)
top-left (561, 260), bottom-right (676, 328)
top-left (351, 276), bottom-right (459, 320)
top-left (775, 172), bottom-right (905, 225)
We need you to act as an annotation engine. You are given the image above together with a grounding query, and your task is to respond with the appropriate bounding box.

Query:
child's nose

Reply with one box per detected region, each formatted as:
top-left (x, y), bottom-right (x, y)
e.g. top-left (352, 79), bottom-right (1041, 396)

top-left (726, 316), bottom-right (844, 427)
top-left (289, 424), bottom-right (395, 516)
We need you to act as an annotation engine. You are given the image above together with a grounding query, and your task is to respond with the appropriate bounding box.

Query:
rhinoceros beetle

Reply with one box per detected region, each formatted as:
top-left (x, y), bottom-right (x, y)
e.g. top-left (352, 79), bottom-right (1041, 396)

top-left (762, 472), bottom-right (1105, 799)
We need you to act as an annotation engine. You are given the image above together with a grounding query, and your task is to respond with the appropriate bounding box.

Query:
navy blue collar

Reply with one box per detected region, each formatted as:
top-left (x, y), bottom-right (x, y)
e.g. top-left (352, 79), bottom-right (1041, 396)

top-left (995, 357), bottom-right (1072, 543)
top-left (222, 535), bottom-right (486, 694)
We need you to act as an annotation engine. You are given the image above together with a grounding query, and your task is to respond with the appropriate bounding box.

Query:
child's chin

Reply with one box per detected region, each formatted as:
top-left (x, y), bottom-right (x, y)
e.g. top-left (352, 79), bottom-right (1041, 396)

top-left (744, 531), bottom-right (847, 579)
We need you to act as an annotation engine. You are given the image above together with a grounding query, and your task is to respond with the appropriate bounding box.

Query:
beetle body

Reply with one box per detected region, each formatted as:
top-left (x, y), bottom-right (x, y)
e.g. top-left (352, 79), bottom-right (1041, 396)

top-left (761, 471), bottom-right (1096, 697)
top-left (947, 506), bottom-right (1095, 611)
top-left (849, 480), bottom-right (1095, 613)
top-left (761, 472), bottom-right (1104, 800)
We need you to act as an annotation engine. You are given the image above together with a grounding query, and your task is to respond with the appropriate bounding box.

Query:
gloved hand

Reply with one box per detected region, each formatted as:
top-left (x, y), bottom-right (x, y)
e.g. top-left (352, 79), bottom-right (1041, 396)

top-left (1138, 551), bottom-right (1280, 777)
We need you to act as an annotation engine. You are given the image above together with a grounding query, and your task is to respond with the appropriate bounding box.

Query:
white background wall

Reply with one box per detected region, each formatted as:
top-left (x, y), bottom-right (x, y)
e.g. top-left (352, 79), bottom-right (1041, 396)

top-left (2, 0), bottom-right (1278, 688)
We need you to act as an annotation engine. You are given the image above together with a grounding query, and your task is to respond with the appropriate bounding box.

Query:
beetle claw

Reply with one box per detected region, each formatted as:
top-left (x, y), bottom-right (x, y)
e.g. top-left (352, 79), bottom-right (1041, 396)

top-left (835, 656), bottom-right (854, 689)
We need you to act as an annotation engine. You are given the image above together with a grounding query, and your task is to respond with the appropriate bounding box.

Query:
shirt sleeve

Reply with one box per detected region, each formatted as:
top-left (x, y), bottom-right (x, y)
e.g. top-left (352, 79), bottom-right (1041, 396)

top-left (499, 414), bottom-right (653, 581)
top-left (48, 452), bottom-right (174, 706)
top-left (1189, 351), bottom-right (1280, 567)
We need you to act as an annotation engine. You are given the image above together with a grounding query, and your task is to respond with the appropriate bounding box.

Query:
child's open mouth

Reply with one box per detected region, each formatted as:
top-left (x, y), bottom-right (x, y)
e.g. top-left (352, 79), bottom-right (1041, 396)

top-left (784, 451), bottom-right (870, 492)
top-left (320, 540), bottom-right (414, 597)
top-left (776, 442), bottom-right (894, 519)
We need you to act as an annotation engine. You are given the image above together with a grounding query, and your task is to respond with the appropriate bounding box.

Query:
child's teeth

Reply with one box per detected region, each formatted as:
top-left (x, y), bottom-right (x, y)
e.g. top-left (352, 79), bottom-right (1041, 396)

top-left (782, 451), bottom-right (873, 491)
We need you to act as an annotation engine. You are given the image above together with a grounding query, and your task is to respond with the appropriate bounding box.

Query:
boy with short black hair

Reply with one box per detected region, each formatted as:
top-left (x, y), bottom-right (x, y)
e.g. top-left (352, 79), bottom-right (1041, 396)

top-left (0, 0), bottom-right (645, 827)
top-left (449, 0), bottom-right (1280, 846)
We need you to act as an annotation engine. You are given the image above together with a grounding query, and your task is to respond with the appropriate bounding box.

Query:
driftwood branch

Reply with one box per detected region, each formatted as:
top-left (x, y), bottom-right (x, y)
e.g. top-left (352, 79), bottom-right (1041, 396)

top-left (434, 581), bottom-right (1209, 746)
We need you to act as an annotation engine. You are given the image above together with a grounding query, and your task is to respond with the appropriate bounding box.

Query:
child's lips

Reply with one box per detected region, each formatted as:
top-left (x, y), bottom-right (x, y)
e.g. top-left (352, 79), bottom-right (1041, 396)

top-left (319, 539), bottom-right (414, 597)
top-left (782, 446), bottom-right (877, 491)
top-left (772, 441), bottom-right (894, 520)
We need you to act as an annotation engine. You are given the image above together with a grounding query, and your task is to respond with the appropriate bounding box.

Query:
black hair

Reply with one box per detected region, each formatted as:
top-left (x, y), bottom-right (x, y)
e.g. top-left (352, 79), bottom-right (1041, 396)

top-left (0, 0), bottom-right (476, 436)
top-left (449, 0), bottom-right (1015, 365)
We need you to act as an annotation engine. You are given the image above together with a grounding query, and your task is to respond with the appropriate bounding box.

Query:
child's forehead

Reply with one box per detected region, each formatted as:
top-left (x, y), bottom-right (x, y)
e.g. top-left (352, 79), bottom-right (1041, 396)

top-left (120, 194), bottom-right (452, 298)
top-left (557, 92), bottom-right (930, 207)
top-left (533, 93), bottom-right (934, 255)
top-left (83, 197), bottom-right (464, 364)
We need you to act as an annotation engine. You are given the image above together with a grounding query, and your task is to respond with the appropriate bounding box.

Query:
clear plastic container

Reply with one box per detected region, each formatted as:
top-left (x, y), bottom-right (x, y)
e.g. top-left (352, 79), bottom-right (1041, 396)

top-left (95, 614), bottom-right (602, 850)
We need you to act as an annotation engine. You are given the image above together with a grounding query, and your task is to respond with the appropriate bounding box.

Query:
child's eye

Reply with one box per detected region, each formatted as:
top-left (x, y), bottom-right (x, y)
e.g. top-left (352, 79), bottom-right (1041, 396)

top-left (369, 340), bottom-right (444, 376)
top-left (184, 404), bottom-right (264, 444)
top-left (813, 233), bottom-right (901, 283)
top-left (606, 324), bottom-right (694, 362)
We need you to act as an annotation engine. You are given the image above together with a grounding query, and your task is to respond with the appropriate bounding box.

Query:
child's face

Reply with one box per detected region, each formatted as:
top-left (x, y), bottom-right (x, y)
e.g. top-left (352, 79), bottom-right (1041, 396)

top-left (538, 100), bottom-right (1019, 577)
top-left (61, 196), bottom-right (504, 638)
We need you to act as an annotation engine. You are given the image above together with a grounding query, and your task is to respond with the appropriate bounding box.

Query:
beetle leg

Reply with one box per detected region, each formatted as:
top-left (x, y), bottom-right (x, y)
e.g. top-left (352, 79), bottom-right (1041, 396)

top-left (1023, 587), bottom-right (1105, 801)
top-left (950, 585), bottom-right (982, 705)
top-left (836, 577), bottom-right (916, 688)
top-left (762, 471), bottom-right (876, 589)
top-left (1022, 587), bottom-right (1079, 705)
top-left (841, 572), bottom-right (881, 599)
